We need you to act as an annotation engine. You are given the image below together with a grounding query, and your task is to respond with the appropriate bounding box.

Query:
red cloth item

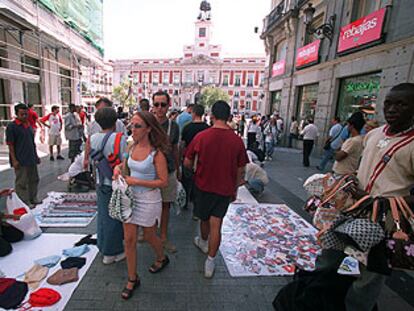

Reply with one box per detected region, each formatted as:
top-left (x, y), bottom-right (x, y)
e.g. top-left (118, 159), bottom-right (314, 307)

top-left (13, 208), bottom-right (27, 216)
top-left (0, 278), bottom-right (16, 294)
top-left (79, 110), bottom-right (86, 125)
top-left (185, 127), bottom-right (249, 196)
top-left (27, 108), bottom-right (39, 129)
top-left (28, 288), bottom-right (61, 307)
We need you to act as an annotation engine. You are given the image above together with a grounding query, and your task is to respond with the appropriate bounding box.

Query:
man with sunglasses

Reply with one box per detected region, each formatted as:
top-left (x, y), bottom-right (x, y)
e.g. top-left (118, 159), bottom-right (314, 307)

top-left (152, 91), bottom-right (180, 253)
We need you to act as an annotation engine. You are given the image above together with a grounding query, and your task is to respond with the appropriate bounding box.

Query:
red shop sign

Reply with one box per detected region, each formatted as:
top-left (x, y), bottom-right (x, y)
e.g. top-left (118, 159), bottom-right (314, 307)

top-left (296, 40), bottom-right (321, 68)
top-left (272, 59), bottom-right (286, 77)
top-left (338, 8), bottom-right (386, 54)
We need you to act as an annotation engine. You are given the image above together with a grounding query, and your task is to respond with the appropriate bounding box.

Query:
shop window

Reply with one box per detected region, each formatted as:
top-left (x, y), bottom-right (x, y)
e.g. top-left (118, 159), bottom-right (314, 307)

top-left (235, 74), bottom-right (241, 86)
top-left (59, 67), bottom-right (72, 108)
top-left (23, 82), bottom-right (41, 114)
top-left (273, 40), bottom-right (287, 63)
top-left (296, 84), bottom-right (318, 127)
top-left (337, 72), bottom-right (381, 122)
top-left (351, 0), bottom-right (381, 22)
top-left (247, 73), bottom-right (254, 87)
top-left (222, 74), bottom-right (229, 86)
top-left (304, 14), bottom-right (324, 45)
top-left (271, 90), bottom-right (282, 114)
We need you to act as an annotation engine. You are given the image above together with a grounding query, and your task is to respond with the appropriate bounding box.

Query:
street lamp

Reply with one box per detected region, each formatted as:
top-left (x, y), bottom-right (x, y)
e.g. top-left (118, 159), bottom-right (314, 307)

top-left (303, 3), bottom-right (336, 43)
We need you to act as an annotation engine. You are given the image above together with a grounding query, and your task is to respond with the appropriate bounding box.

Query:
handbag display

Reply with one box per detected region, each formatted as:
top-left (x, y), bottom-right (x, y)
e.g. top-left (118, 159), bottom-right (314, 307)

top-left (386, 197), bottom-right (414, 271)
top-left (108, 176), bottom-right (133, 222)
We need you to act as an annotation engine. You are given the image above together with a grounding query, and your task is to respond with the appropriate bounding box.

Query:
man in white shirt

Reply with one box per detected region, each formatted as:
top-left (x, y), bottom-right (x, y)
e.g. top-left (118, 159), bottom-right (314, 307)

top-left (40, 105), bottom-right (64, 161)
top-left (300, 119), bottom-right (318, 167)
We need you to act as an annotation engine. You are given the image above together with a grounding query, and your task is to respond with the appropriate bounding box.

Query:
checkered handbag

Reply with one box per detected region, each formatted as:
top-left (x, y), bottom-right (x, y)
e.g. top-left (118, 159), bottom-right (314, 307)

top-left (108, 176), bottom-right (133, 222)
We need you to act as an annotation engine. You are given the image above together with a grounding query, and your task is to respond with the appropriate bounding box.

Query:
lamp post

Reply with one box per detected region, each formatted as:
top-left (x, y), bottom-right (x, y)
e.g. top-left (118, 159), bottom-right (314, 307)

top-left (303, 3), bottom-right (336, 43)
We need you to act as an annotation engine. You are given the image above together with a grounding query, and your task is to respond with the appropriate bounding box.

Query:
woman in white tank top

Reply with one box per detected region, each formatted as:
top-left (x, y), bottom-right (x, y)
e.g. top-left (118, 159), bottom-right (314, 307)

top-left (114, 112), bottom-right (171, 300)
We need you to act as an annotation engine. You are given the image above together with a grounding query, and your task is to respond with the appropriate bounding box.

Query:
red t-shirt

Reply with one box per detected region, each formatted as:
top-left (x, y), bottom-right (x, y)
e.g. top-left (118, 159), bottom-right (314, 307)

top-left (79, 110), bottom-right (86, 125)
top-left (185, 127), bottom-right (249, 196)
top-left (27, 108), bottom-right (39, 129)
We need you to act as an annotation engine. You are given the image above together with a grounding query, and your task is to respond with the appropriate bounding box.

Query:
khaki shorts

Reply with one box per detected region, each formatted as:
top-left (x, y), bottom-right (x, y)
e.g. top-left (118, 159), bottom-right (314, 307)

top-left (49, 134), bottom-right (62, 146)
top-left (161, 172), bottom-right (177, 203)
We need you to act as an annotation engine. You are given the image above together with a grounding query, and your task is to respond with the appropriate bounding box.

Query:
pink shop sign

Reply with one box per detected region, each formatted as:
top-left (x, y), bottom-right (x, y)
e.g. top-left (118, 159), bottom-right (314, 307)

top-left (272, 60), bottom-right (286, 77)
top-left (295, 40), bottom-right (320, 68)
top-left (337, 8), bottom-right (386, 54)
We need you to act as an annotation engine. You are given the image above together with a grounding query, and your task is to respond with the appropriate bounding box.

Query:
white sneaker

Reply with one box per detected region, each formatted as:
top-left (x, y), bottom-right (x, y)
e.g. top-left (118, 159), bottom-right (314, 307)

top-left (194, 236), bottom-right (208, 254)
top-left (102, 252), bottom-right (125, 265)
top-left (204, 258), bottom-right (215, 278)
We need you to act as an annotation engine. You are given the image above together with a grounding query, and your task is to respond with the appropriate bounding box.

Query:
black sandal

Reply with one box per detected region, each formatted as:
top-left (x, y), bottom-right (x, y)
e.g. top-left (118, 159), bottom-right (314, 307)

top-left (149, 256), bottom-right (170, 273)
top-left (121, 275), bottom-right (140, 300)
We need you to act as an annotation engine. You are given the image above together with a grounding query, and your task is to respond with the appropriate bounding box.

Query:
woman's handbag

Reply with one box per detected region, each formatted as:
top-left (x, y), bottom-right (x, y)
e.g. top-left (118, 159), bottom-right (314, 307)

top-left (386, 197), bottom-right (414, 271)
top-left (108, 176), bottom-right (133, 222)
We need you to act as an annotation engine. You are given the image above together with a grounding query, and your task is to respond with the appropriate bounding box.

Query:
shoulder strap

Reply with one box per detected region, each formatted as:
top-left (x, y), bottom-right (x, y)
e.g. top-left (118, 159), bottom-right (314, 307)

top-left (365, 131), bottom-right (414, 193)
top-left (331, 125), bottom-right (343, 142)
top-left (100, 132), bottom-right (113, 153)
top-left (112, 132), bottom-right (123, 158)
top-left (167, 120), bottom-right (172, 136)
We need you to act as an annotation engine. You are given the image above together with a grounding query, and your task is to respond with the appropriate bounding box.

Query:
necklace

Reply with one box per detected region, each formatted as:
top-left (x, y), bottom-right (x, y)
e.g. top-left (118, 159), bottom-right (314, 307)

top-left (377, 125), bottom-right (414, 149)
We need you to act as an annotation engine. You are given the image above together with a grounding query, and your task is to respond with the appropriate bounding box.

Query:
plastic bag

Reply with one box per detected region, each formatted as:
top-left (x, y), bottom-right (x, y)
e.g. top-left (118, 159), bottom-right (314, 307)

top-left (6, 193), bottom-right (42, 239)
top-left (172, 181), bottom-right (186, 216)
top-left (108, 176), bottom-right (133, 222)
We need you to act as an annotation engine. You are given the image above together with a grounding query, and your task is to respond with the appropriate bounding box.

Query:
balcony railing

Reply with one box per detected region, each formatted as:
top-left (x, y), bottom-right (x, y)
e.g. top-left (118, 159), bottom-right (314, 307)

top-left (264, 1), bottom-right (285, 33)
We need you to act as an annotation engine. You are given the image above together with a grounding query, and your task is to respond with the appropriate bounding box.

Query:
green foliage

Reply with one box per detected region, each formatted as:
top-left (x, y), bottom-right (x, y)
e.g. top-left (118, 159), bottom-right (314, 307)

top-left (199, 86), bottom-right (230, 108)
top-left (112, 80), bottom-right (136, 108)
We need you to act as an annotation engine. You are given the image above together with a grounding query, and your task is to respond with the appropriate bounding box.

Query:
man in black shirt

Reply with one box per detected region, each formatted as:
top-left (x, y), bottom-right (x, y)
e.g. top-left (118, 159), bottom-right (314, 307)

top-left (6, 103), bottom-right (40, 207)
top-left (153, 91), bottom-right (180, 253)
top-left (180, 104), bottom-right (209, 209)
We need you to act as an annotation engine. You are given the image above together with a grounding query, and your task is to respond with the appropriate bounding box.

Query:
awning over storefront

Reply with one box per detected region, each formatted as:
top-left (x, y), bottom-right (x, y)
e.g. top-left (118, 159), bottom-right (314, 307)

top-left (0, 68), bottom-right (40, 83)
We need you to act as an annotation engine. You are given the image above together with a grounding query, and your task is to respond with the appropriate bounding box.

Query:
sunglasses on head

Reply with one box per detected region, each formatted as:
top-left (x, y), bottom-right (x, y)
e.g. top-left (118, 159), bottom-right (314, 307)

top-left (153, 102), bottom-right (168, 108)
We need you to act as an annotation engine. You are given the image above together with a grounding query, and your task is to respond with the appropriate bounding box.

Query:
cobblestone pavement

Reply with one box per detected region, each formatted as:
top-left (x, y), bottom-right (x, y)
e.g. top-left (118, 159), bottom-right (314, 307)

top-left (1, 146), bottom-right (413, 310)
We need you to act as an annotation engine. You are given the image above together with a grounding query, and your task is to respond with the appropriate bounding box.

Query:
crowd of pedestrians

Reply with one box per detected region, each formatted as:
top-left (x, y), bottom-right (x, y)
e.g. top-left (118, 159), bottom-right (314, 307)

top-left (2, 82), bottom-right (414, 309)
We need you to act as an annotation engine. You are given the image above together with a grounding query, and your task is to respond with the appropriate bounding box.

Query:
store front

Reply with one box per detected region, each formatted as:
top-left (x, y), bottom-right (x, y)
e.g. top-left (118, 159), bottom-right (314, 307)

top-left (296, 83), bottom-right (318, 129)
top-left (270, 90), bottom-right (281, 114)
top-left (337, 72), bottom-right (381, 122)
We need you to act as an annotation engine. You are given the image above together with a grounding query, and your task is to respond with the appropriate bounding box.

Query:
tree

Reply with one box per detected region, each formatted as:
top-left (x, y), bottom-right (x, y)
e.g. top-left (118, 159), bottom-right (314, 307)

top-left (112, 79), bottom-right (136, 108)
top-left (199, 86), bottom-right (230, 108)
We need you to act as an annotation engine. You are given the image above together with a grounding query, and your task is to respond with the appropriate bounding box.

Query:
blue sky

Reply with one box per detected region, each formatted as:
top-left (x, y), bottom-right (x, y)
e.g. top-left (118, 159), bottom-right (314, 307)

top-left (103, 0), bottom-right (269, 59)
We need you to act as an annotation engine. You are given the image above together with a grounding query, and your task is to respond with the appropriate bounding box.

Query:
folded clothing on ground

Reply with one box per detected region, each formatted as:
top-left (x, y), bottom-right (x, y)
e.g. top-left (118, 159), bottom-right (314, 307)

top-left (34, 255), bottom-right (61, 268)
top-left (47, 268), bottom-right (79, 285)
top-left (74, 234), bottom-right (97, 247)
top-left (23, 264), bottom-right (49, 290)
top-left (0, 280), bottom-right (28, 309)
top-left (61, 257), bottom-right (86, 270)
top-left (0, 278), bottom-right (16, 294)
top-left (62, 244), bottom-right (90, 257)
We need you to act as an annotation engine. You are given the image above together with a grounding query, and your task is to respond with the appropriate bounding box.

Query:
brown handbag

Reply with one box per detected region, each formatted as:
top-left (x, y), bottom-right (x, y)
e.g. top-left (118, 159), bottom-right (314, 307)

top-left (386, 197), bottom-right (414, 271)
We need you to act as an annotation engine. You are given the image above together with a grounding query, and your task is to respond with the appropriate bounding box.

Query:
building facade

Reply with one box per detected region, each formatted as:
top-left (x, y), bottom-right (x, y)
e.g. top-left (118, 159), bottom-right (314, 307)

top-left (0, 0), bottom-right (108, 128)
top-left (261, 0), bottom-right (414, 149)
top-left (112, 5), bottom-right (266, 115)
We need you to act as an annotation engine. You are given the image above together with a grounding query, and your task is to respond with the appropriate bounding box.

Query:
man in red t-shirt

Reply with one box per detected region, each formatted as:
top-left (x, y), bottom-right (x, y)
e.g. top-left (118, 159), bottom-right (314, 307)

top-left (27, 103), bottom-right (42, 134)
top-left (184, 100), bottom-right (249, 278)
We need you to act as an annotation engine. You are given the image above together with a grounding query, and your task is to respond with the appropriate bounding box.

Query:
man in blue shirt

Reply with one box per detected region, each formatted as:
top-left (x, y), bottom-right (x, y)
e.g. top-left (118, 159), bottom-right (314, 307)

top-left (176, 104), bottom-right (194, 135)
top-left (6, 103), bottom-right (40, 207)
top-left (317, 117), bottom-right (343, 172)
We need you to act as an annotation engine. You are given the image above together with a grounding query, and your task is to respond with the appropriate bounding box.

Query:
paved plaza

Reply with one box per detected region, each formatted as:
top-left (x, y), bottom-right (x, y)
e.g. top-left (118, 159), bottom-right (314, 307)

top-left (1, 146), bottom-right (413, 310)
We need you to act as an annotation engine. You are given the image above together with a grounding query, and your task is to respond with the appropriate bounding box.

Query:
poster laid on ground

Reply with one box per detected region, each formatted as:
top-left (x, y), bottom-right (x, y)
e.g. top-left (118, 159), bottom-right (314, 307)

top-left (220, 203), bottom-right (320, 277)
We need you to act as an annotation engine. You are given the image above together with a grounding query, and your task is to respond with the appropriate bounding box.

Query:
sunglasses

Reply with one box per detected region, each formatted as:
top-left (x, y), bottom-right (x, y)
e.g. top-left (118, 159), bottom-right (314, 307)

top-left (153, 102), bottom-right (168, 108)
top-left (128, 123), bottom-right (145, 130)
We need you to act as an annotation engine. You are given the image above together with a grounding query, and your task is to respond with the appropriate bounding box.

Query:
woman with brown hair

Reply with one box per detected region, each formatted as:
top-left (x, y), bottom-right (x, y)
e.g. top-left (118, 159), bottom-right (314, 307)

top-left (114, 111), bottom-right (170, 300)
